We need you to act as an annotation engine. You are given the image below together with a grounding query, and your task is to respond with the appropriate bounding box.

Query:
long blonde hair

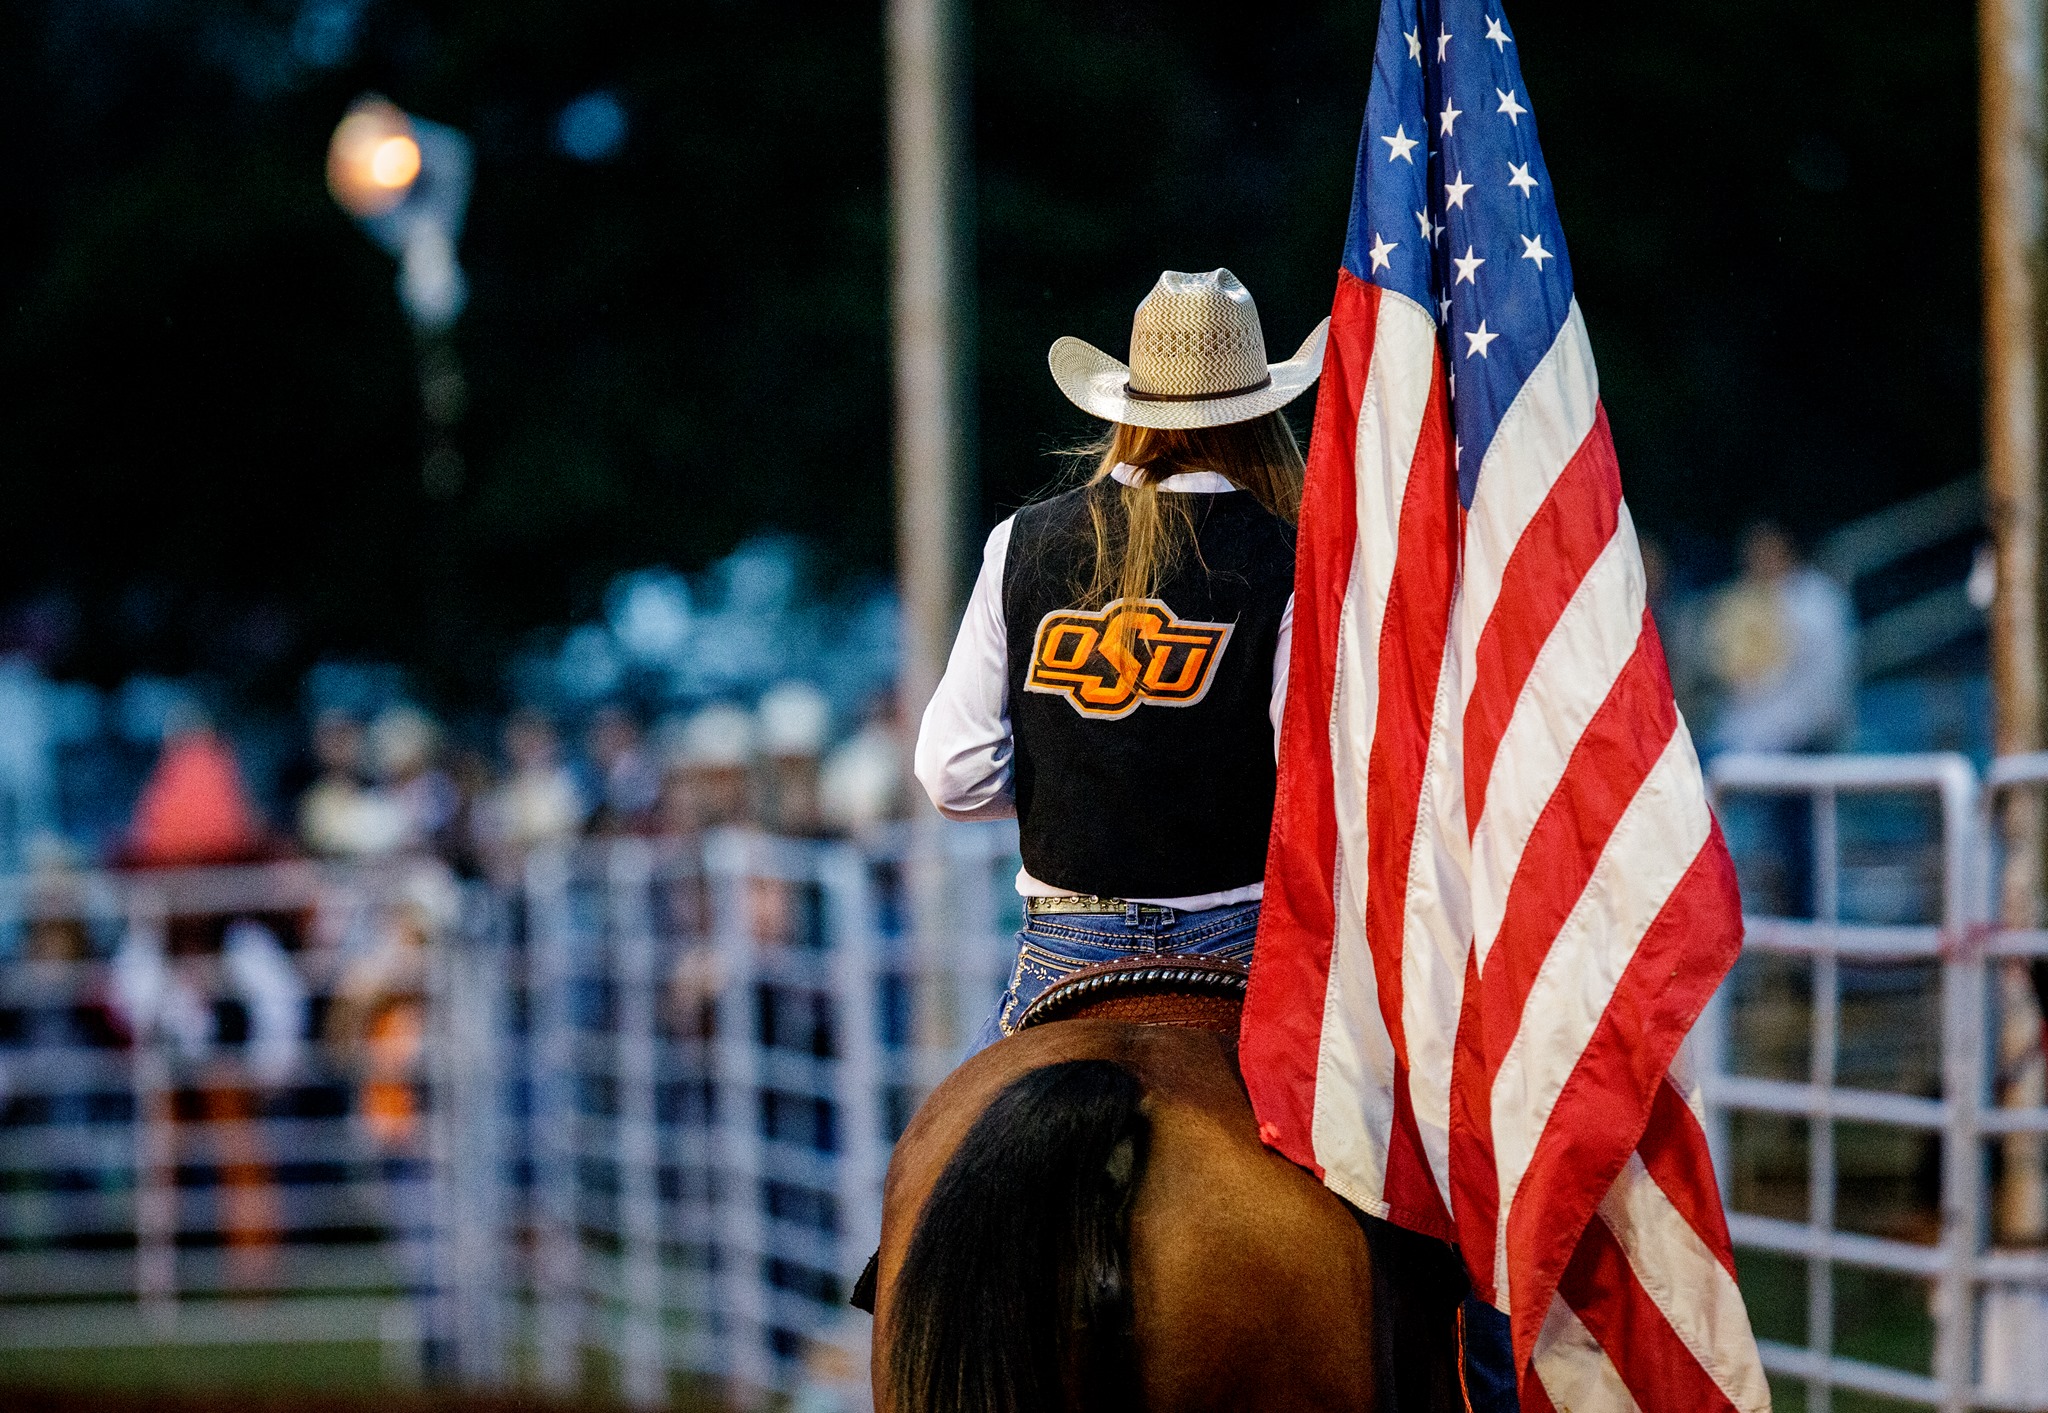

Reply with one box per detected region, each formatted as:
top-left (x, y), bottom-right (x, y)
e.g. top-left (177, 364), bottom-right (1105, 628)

top-left (1068, 412), bottom-right (1305, 610)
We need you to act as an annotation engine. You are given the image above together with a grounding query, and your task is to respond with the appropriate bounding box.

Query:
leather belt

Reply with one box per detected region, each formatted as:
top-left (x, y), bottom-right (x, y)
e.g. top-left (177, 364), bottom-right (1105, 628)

top-left (1025, 895), bottom-right (1173, 917)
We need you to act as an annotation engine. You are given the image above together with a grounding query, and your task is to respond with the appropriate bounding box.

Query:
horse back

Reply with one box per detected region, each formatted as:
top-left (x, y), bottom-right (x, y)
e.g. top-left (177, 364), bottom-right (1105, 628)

top-left (876, 1020), bottom-right (1374, 1412)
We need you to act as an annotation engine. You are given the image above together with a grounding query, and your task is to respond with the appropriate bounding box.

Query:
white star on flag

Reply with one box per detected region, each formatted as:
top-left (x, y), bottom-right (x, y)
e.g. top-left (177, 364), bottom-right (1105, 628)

top-left (1405, 28), bottom-right (1421, 63)
top-left (1485, 16), bottom-right (1512, 50)
top-left (1416, 210), bottom-right (1438, 243)
top-left (1464, 320), bottom-right (1499, 358)
top-left (1437, 293), bottom-right (1452, 323)
top-left (1520, 234), bottom-right (1553, 268)
top-left (1453, 245), bottom-right (1485, 284)
top-left (1437, 24), bottom-right (1453, 61)
top-left (1444, 170), bottom-right (1474, 208)
top-left (1508, 160), bottom-right (1538, 196)
top-left (1382, 125), bottom-right (1419, 164)
top-left (1440, 100), bottom-right (1462, 136)
top-left (1368, 232), bottom-right (1398, 272)
top-left (1496, 88), bottom-right (1527, 124)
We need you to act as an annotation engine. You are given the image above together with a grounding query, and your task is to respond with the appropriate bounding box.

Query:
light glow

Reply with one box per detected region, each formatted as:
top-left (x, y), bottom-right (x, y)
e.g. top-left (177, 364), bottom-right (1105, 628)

top-left (368, 135), bottom-right (421, 189)
top-left (328, 97), bottom-right (420, 218)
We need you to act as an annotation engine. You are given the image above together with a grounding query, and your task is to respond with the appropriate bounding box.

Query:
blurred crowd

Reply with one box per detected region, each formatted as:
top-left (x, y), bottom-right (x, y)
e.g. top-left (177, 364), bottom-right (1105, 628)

top-left (0, 683), bottom-right (912, 1289)
top-left (0, 519), bottom-right (1888, 904)
top-left (288, 682), bottom-right (909, 878)
top-left (0, 536), bottom-right (910, 887)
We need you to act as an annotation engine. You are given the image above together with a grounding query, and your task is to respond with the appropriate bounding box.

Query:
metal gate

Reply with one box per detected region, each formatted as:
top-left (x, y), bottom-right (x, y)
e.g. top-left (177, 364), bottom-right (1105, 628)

top-left (1706, 752), bottom-right (2048, 1412)
top-left (0, 825), bottom-right (1019, 1405)
top-left (10, 768), bottom-right (2048, 1409)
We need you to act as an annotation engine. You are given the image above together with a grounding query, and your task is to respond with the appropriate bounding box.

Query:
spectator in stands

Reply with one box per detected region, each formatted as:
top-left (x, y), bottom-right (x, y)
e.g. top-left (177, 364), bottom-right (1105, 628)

top-left (583, 703), bottom-right (661, 835)
top-left (113, 719), bottom-right (307, 1283)
top-left (368, 705), bottom-right (460, 855)
top-left (440, 743), bottom-right (498, 878)
top-left (326, 870), bottom-right (456, 1152)
top-left (299, 710), bottom-right (410, 860)
top-left (655, 703), bottom-right (759, 835)
top-left (475, 709), bottom-right (587, 878)
top-left (820, 690), bottom-right (906, 837)
top-left (121, 710), bottom-right (273, 868)
top-left (0, 656), bottom-right (57, 870)
top-left (1705, 522), bottom-right (1857, 755)
top-left (1704, 523), bottom-right (1857, 918)
top-left (758, 680), bottom-right (831, 836)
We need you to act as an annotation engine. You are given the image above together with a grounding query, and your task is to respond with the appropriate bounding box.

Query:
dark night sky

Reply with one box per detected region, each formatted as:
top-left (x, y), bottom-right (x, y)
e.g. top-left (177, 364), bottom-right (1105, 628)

top-left (0, 0), bottom-right (1980, 705)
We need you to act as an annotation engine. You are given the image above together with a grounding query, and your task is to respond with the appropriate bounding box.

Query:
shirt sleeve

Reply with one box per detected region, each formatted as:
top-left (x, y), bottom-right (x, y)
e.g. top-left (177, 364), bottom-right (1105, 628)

top-left (914, 518), bottom-right (1019, 821)
top-left (1270, 591), bottom-right (1294, 760)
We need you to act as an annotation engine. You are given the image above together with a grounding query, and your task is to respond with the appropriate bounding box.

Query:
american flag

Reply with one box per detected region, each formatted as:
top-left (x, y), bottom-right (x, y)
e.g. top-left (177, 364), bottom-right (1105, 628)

top-left (1240, 2), bottom-right (1768, 1408)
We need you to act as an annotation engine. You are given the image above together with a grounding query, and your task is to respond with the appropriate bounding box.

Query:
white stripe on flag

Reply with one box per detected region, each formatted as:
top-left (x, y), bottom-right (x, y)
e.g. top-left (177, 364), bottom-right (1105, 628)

top-left (1457, 302), bottom-right (1602, 713)
top-left (1488, 718), bottom-right (1712, 1300)
top-left (1399, 630), bottom-right (1472, 1213)
top-left (1534, 1294), bottom-right (1645, 1413)
top-left (1597, 1157), bottom-right (1770, 1413)
top-left (1311, 289), bottom-right (1439, 1214)
top-left (1468, 508), bottom-right (1643, 970)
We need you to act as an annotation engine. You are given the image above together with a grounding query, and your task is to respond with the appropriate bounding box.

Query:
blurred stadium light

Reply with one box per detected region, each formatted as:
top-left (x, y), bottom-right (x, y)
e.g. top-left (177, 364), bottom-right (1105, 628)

top-left (327, 96), bottom-right (473, 334)
top-left (326, 94), bottom-right (475, 497)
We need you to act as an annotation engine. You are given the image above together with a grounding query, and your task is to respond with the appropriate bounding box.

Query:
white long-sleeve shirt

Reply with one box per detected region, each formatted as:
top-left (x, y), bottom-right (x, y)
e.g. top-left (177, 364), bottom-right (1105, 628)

top-left (913, 465), bottom-right (1294, 911)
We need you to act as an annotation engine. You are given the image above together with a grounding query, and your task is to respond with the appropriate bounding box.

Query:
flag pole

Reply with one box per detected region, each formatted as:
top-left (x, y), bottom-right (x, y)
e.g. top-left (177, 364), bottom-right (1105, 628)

top-left (888, 0), bottom-right (973, 1055)
top-left (1982, 0), bottom-right (2048, 1248)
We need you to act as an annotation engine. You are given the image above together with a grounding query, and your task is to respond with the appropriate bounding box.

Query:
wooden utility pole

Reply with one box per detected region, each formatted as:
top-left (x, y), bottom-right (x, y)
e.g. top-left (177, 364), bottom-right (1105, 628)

top-left (888, 0), bottom-right (970, 715)
top-left (1983, 0), bottom-right (2048, 1245)
top-left (888, 0), bottom-right (972, 1048)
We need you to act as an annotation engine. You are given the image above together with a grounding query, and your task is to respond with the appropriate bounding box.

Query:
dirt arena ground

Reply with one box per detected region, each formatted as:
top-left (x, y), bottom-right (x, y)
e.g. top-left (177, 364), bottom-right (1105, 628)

top-left (2, 1388), bottom-right (729, 1412)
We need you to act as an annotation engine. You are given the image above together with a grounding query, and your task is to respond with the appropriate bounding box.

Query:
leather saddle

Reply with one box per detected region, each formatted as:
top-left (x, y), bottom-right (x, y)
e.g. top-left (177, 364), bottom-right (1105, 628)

top-left (1014, 955), bottom-right (1251, 1040)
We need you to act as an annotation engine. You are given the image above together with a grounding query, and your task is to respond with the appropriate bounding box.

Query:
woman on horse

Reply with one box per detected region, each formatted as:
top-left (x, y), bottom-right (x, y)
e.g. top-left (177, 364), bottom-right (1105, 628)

top-left (915, 267), bottom-right (1323, 1048)
top-left (893, 269), bottom-right (1508, 1413)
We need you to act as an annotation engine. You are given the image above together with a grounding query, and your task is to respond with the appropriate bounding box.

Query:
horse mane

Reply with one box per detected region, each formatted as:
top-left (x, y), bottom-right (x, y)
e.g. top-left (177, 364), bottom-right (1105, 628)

top-left (885, 1058), bottom-right (1151, 1413)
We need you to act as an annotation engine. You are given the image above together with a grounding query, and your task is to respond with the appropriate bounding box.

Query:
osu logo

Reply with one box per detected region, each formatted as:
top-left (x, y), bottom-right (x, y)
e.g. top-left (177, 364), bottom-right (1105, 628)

top-left (1025, 598), bottom-right (1234, 720)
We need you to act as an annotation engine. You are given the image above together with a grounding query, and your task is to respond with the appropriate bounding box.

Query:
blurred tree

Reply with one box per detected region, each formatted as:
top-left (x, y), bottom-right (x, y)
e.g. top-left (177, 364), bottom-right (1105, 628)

top-left (0, 0), bottom-right (1979, 704)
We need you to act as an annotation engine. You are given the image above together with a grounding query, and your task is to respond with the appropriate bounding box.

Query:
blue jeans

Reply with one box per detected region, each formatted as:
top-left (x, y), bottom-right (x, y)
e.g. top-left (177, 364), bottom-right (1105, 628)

top-left (970, 900), bottom-right (1261, 1052)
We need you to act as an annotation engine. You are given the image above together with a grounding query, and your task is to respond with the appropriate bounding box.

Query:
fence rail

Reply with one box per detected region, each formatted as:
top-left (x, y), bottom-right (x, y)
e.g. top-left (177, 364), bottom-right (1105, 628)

top-left (5, 764), bottom-right (2048, 1409)
top-left (0, 824), bottom-right (1017, 1405)
top-left (1708, 751), bottom-right (2048, 1412)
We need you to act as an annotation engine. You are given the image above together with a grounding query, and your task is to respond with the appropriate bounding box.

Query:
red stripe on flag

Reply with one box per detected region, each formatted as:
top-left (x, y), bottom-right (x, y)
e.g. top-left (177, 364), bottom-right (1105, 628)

top-left (1478, 612), bottom-right (1677, 1078)
top-left (1447, 608), bottom-right (1675, 1289)
top-left (1449, 943), bottom-right (1497, 1297)
top-left (1504, 814), bottom-right (1743, 1378)
top-left (1550, 1217), bottom-right (1740, 1413)
top-left (1519, 1356), bottom-right (1560, 1413)
top-left (1639, 1074), bottom-right (1737, 1275)
top-left (1242, 269), bottom-right (1381, 1173)
top-left (1365, 330), bottom-right (1459, 1234)
top-left (1462, 407), bottom-right (1622, 836)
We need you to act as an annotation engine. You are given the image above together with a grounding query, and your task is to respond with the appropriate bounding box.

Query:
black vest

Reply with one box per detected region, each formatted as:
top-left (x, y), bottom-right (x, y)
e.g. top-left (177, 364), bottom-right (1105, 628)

top-left (1003, 481), bottom-right (1295, 899)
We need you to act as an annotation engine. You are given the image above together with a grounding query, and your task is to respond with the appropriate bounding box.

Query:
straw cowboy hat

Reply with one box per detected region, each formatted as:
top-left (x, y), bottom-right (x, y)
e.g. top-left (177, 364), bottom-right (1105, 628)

top-left (1049, 268), bottom-right (1330, 431)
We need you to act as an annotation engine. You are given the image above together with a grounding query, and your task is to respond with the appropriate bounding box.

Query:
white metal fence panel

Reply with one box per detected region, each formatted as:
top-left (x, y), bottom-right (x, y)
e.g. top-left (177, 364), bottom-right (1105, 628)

top-left (1708, 752), bottom-right (2048, 1413)
top-left (0, 861), bottom-right (454, 1377)
top-left (0, 826), bottom-right (1019, 1404)
top-left (501, 823), bottom-right (1016, 1403)
top-left (13, 767), bottom-right (2044, 1410)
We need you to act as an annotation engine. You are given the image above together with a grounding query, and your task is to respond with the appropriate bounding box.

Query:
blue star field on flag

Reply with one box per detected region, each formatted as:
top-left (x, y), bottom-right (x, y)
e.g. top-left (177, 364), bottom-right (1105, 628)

top-left (1344, 0), bottom-right (1575, 505)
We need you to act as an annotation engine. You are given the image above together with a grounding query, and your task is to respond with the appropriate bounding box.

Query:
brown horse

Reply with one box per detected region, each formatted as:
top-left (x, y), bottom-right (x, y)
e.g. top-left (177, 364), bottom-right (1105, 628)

top-left (868, 1007), bottom-right (1472, 1413)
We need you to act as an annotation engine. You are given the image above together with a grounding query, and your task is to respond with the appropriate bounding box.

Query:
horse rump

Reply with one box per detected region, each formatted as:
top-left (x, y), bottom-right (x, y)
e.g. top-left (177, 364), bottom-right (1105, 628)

top-left (886, 1058), bottom-right (1150, 1413)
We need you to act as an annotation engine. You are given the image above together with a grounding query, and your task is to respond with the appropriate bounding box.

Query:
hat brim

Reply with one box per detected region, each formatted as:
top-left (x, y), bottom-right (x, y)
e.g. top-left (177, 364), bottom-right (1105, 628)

top-left (1047, 317), bottom-right (1331, 430)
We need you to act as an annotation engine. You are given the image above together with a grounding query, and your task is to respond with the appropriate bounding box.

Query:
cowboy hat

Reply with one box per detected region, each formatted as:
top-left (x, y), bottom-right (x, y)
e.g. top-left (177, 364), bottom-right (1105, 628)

top-left (1048, 268), bottom-right (1329, 431)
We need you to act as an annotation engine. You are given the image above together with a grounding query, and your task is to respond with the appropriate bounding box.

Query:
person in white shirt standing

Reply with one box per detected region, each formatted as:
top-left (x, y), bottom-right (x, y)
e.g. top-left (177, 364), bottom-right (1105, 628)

top-left (915, 268), bottom-right (1327, 1049)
